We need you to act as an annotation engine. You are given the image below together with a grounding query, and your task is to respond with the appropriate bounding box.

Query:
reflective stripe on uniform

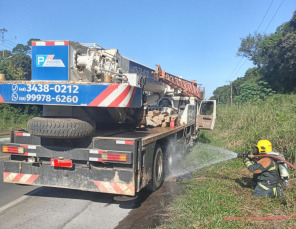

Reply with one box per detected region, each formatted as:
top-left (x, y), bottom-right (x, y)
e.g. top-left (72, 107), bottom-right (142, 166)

top-left (245, 161), bottom-right (253, 168)
top-left (268, 166), bottom-right (276, 171)
top-left (273, 187), bottom-right (277, 197)
top-left (258, 182), bottom-right (270, 190)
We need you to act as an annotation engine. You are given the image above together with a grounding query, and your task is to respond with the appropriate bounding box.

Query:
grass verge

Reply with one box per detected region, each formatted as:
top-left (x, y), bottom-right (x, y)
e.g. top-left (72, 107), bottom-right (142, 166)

top-left (162, 158), bottom-right (296, 228)
top-left (161, 94), bottom-right (296, 228)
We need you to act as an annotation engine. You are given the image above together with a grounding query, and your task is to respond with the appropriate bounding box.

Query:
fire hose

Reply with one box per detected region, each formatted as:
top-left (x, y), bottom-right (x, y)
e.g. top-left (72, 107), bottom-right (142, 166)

top-left (237, 153), bottom-right (296, 171)
top-left (199, 153), bottom-right (296, 228)
top-left (222, 153), bottom-right (296, 222)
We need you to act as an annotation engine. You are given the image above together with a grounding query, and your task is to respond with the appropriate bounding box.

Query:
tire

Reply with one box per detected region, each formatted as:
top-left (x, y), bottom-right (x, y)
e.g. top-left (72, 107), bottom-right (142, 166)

top-left (27, 117), bottom-right (96, 138)
top-left (145, 145), bottom-right (164, 192)
top-left (164, 143), bottom-right (183, 179)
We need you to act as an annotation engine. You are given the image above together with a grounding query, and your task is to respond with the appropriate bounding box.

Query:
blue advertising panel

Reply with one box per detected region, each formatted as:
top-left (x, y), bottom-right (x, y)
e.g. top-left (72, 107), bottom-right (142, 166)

top-left (32, 45), bottom-right (69, 81)
top-left (129, 61), bottom-right (163, 86)
top-left (0, 83), bottom-right (142, 108)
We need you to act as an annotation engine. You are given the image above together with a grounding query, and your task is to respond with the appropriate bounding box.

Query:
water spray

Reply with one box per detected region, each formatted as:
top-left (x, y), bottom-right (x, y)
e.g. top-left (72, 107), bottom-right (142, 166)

top-left (168, 142), bottom-right (237, 181)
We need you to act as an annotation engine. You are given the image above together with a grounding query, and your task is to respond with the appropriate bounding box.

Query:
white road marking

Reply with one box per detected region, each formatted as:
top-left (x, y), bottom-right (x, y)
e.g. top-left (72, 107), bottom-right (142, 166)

top-left (0, 187), bottom-right (44, 214)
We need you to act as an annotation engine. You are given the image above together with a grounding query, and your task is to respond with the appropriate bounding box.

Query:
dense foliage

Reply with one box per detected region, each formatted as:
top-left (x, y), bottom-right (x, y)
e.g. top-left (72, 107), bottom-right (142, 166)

top-left (0, 38), bottom-right (40, 80)
top-left (0, 39), bottom-right (42, 129)
top-left (212, 11), bottom-right (296, 104)
top-left (207, 94), bottom-right (296, 164)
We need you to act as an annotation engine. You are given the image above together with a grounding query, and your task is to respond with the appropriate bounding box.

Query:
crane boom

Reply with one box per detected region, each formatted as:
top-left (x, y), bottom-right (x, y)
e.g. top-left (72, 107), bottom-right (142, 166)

top-left (153, 65), bottom-right (202, 98)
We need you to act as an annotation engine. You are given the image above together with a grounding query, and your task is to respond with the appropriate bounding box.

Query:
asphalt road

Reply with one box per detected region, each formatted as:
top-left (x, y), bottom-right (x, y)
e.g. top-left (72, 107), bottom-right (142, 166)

top-left (0, 138), bottom-right (38, 208)
top-left (0, 187), bottom-right (136, 229)
top-left (0, 138), bottom-right (137, 229)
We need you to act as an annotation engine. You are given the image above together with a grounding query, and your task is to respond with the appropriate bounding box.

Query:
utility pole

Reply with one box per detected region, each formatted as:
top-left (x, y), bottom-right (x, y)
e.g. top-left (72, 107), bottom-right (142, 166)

top-left (0, 28), bottom-right (8, 58)
top-left (226, 81), bottom-right (233, 106)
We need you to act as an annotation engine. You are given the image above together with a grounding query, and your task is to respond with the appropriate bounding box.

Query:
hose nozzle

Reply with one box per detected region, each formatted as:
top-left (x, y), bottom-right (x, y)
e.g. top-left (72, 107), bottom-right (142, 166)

top-left (237, 151), bottom-right (253, 159)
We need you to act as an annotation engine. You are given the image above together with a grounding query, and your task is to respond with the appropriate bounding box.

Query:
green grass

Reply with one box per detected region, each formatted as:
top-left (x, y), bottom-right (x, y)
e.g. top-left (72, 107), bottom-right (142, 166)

top-left (161, 159), bottom-right (296, 229)
top-left (161, 94), bottom-right (296, 228)
top-left (211, 94), bottom-right (296, 163)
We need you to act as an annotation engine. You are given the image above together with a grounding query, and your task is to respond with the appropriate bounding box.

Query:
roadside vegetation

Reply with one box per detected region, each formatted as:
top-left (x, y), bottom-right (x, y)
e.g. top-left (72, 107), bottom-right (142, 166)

top-left (0, 39), bottom-right (42, 132)
top-left (161, 96), bottom-right (296, 228)
top-left (161, 11), bottom-right (296, 228)
top-left (212, 11), bottom-right (296, 104)
top-left (0, 104), bottom-right (41, 132)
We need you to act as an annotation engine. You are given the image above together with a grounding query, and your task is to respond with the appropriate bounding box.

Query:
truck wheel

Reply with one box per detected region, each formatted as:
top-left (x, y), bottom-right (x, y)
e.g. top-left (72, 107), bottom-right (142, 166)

top-left (27, 117), bottom-right (96, 138)
top-left (145, 145), bottom-right (164, 192)
top-left (164, 144), bottom-right (182, 178)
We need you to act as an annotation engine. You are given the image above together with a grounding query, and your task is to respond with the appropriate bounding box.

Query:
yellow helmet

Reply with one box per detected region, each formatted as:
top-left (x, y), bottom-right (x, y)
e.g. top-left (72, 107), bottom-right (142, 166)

top-left (255, 140), bottom-right (272, 154)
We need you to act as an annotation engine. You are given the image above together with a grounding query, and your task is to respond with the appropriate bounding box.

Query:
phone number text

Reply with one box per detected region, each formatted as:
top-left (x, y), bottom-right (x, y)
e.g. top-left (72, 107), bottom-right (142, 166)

top-left (17, 84), bottom-right (79, 93)
top-left (22, 94), bottom-right (79, 103)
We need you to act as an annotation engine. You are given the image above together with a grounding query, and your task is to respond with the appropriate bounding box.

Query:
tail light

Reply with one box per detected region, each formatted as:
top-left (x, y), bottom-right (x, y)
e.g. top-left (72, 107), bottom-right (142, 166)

top-left (2, 146), bottom-right (25, 154)
top-left (50, 158), bottom-right (73, 168)
top-left (101, 153), bottom-right (127, 162)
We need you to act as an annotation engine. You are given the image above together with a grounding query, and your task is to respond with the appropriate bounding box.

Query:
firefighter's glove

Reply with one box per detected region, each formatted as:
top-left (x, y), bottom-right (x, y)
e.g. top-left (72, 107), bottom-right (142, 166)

top-left (243, 157), bottom-right (252, 168)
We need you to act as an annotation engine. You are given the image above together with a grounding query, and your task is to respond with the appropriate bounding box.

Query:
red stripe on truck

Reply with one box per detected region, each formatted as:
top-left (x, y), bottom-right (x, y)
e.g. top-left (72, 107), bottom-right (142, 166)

top-left (12, 173), bottom-right (25, 182)
top-left (46, 42), bottom-right (55, 46)
top-left (108, 85), bottom-right (131, 107)
top-left (25, 175), bottom-right (39, 184)
top-left (88, 84), bottom-right (120, 107)
top-left (15, 132), bottom-right (30, 136)
top-left (127, 87), bottom-right (137, 107)
top-left (3, 172), bottom-right (9, 181)
top-left (3, 172), bottom-right (39, 184)
top-left (0, 94), bottom-right (5, 103)
top-left (125, 141), bottom-right (134, 145)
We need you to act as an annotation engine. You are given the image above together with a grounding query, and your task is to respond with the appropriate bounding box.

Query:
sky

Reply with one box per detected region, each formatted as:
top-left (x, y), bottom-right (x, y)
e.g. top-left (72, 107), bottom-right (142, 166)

top-left (1, 0), bottom-right (295, 99)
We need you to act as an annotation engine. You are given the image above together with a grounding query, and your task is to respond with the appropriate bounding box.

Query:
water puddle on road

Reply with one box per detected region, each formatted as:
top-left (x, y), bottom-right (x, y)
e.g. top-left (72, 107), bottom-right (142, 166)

top-left (116, 143), bottom-right (237, 229)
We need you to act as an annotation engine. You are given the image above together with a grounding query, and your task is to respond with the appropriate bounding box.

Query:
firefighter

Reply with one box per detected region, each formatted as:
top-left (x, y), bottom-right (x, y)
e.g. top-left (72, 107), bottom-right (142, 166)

top-left (243, 140), bottom-right (288, 198)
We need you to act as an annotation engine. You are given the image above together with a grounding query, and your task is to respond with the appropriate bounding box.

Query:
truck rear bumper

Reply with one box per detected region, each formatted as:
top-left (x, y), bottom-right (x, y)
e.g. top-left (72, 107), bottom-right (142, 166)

top-left (3, 161), bottom-right (135, 196)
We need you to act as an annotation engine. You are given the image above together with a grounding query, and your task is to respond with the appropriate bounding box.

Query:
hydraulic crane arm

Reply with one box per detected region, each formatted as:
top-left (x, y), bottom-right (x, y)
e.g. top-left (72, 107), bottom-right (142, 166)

top-left (153, 65), bottom-right (202, 99)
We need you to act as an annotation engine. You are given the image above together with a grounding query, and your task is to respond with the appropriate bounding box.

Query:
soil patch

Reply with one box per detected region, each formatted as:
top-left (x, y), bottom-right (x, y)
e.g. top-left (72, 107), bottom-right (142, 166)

top-left (116, 181), bottom-right (181, 229)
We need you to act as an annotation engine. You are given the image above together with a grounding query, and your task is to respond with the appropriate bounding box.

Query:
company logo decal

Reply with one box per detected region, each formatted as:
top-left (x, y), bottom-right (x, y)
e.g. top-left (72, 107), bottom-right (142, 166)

top-left (36, 55), bottom-right (65, 67)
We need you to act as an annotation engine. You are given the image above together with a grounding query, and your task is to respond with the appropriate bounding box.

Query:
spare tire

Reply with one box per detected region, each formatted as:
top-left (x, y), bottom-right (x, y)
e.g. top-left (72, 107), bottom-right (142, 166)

top-left (27, 117), bottom-right (96, 138)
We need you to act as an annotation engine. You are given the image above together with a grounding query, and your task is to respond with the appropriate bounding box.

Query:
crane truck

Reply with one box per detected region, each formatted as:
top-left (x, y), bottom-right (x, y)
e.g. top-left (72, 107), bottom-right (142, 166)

top-left (0, 41), bottom-right (216, 197)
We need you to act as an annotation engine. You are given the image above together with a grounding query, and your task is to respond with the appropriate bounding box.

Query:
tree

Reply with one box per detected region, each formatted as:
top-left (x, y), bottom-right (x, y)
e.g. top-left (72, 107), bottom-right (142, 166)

top-left (1, 38), bottom-right (39, 80)
top-left (211, 85), bottom-right (231, 104)
top-left (12, 44), bottom-right (30, 54)
top-left (12, 38), bottom-right (41, 55)
top-left (26, 38), bottom-right (41, 55)
top-left (234, 81), bottom-right (274, 104)
top-left (237, 32), bottom-right (267, 68)
top-left (5, 65), bottom-right (25, 80)
top-left (236, 11), bottom-right (296, 93)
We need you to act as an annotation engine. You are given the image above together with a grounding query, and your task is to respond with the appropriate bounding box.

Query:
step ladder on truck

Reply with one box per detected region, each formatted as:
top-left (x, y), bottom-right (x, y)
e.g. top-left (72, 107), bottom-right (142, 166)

top-left (0, 41), bottom-right (216, 196)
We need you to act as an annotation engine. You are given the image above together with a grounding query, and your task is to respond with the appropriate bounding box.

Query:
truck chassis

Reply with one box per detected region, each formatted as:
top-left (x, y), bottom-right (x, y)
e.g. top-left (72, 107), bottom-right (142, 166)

top-left (3, 122), bottom-right (200, 196)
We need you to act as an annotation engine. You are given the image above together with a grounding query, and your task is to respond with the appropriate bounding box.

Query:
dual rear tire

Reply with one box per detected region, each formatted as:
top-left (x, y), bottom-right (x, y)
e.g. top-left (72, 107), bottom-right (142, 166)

top-left (145, 145), bottom-right (164, 192)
